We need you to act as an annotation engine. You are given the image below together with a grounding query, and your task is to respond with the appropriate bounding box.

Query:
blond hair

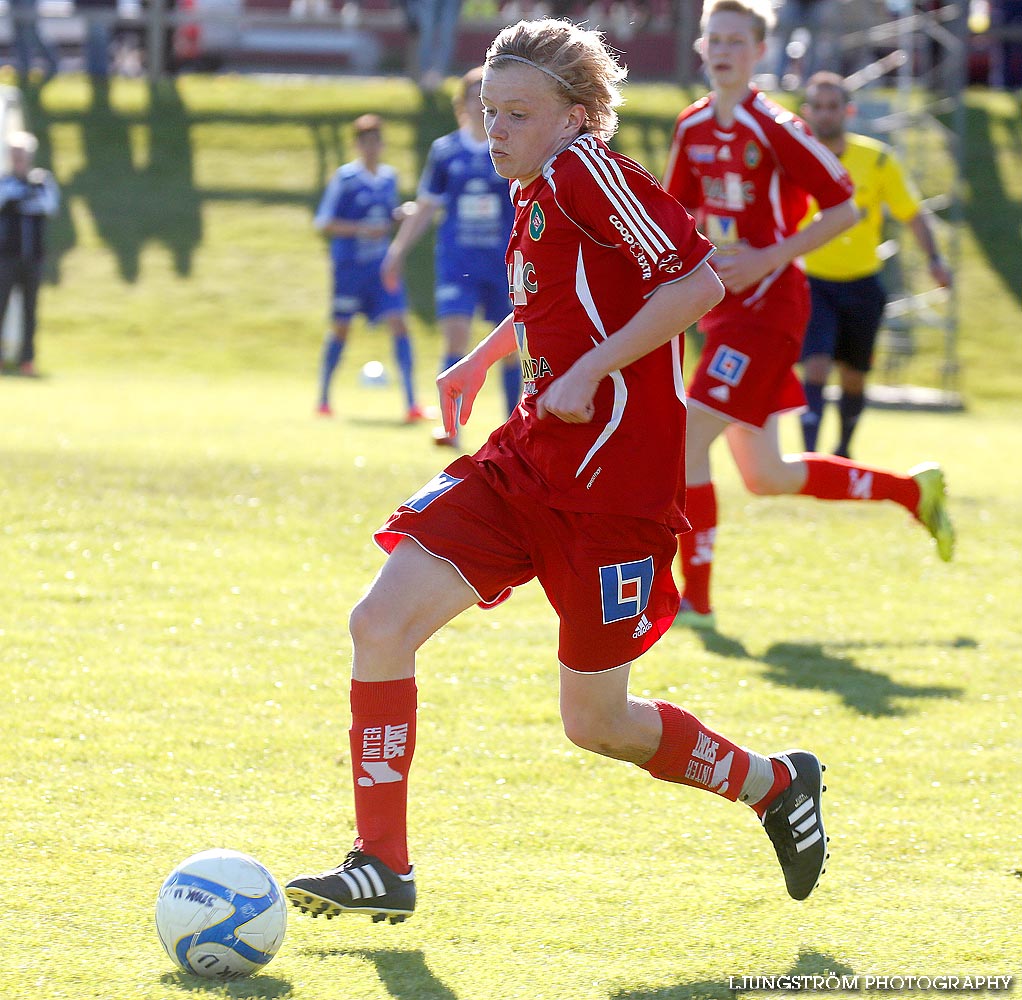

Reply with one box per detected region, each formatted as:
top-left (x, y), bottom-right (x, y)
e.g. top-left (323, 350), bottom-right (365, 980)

top-left (485, 18), bottom-right (627, 140)
top-left (701, 0), bottom-right (776, 42)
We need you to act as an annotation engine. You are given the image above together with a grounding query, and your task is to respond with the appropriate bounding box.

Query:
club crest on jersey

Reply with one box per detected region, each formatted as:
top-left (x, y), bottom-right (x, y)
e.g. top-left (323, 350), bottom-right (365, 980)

top-left (528, 201), bottom-right (546, 240)
top-left (744, 141), bottom-right (762, 170)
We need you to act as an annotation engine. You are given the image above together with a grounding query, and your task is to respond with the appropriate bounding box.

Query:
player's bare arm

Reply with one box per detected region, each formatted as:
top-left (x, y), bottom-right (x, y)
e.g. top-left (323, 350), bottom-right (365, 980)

top-left (537, 261), bottom-right (724, 423)
top-left (713, 199), bottom-right (857, 294)
top-left (436, 312), bottom-right (517, 433)
top-left (381, 198), bottom-right (441, 291)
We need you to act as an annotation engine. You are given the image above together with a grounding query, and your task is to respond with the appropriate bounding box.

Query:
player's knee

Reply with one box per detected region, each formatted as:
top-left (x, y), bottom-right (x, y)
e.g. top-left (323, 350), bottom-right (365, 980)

top-left (738, 467), bottom-right (781, 495)
top-left (348, 592), bottom-right (393, 651)
top-left (561, 708), bottom-right (622, 757)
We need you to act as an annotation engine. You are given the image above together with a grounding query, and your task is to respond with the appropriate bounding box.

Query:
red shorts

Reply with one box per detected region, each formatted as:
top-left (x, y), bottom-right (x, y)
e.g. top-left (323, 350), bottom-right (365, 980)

top-left (689, 269), bottom-right (810, 429)
top-left (375, 456), bottom-right (681, 672)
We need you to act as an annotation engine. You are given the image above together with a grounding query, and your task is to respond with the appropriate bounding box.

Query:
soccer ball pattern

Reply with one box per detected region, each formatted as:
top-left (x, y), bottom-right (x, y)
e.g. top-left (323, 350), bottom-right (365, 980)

top-left (155, 848), bottom-right (287, 980)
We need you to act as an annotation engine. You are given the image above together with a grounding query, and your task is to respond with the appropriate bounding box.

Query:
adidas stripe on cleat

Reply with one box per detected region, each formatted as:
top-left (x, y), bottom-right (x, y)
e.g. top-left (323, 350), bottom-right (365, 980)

top-left (761, 750), bottom-right (828, 901)
top-left (285, 850), bottom-right (416, 924)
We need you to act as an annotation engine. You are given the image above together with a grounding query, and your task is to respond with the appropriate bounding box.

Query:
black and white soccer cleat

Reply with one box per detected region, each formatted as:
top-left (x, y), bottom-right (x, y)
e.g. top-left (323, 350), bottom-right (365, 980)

top-left (286, 850), bottom-right (415, 924)
top-left (762, 750), bottom-right (829, 901)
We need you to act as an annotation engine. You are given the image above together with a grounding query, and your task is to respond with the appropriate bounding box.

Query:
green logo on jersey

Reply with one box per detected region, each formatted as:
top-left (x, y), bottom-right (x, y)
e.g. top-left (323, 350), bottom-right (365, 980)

top-left (744, 141), bottom-right (762, 170)
top-left (528, 202), bottom-right (546, 240)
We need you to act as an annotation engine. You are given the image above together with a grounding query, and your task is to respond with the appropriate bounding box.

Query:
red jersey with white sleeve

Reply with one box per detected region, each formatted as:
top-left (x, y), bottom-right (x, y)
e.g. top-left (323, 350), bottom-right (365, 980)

top-left (474, 133), bottom-right (714, 532)
top-left (663, 87), bottom-right (853, 313)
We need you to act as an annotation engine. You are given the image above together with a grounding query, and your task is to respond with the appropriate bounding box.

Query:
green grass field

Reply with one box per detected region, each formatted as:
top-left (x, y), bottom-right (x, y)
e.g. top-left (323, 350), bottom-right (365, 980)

top-left (0, 73), bottom-right (1020, 999)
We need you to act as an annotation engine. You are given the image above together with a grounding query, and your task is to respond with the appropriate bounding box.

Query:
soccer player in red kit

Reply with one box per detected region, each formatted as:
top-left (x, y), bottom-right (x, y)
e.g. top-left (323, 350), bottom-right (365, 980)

top-left (286, 17), bottom-right (831, 924)
top-left (663, 0), bottom-right (955, 630)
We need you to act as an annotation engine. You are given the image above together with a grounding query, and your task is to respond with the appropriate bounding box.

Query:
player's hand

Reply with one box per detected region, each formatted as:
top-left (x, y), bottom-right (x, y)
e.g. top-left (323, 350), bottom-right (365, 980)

top-left (437, 354), bottom-right (488, 436)
top-left (929, 257), bottom-right (953, 289)
top-left (536, 364), bottom-right (599, 424)
top-left (380, 250), bottom-right (402, 293)
top-left (711, 240), bottom-right (774, 294)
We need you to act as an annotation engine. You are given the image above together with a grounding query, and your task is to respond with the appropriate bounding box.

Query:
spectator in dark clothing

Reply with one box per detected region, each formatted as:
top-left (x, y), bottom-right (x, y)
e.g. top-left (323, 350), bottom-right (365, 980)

top-left (0, 131), bottom-right (60, 375)
top-left (75, 0), bottom-right (117, 78)
top-left (10, 0), bottom-right (59, 85)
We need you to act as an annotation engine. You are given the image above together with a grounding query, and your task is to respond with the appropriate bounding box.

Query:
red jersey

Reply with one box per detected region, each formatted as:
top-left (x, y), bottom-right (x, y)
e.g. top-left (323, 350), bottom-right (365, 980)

top-left (663, 87), bottom-right (853, 311)
top-left (473, 133), bottom-right (714, 531)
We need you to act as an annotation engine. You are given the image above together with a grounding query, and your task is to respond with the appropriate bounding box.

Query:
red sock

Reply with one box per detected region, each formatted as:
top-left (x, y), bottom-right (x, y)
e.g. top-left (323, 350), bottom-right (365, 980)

top-left (678, 482), bottom-right (717, 614)
top-left (750, 759), bottom-right (793, 818)
top-left (800, 454), bottom-right (920, 513)
top-left (641, 700), bottom-right (750, 801)
top-left (349, 677), bottom-right (417, 874)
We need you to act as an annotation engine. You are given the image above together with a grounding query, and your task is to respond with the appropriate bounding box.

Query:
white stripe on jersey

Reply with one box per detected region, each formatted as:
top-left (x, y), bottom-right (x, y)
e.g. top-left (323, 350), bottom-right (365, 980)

top-left (567, 136), bottom-right (675, 262)
top-left (664, 103), bottom-right (717, 189)
top-left (572, 244), bottom-right (627, 479)
top-left (747, 93), bottom-right (847, 184)
top-left (670, 334), bottom-right (687, 405)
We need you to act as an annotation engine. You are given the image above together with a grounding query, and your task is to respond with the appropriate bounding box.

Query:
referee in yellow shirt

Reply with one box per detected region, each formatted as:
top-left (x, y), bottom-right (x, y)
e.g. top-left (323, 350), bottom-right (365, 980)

top-left (798, 72), bottom-right (953, 457)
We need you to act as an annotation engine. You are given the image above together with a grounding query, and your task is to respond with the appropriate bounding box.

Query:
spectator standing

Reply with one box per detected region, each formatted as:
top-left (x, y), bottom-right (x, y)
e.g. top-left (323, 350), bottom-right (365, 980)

top-left (0, 131), bottom-right (59, 376)
top-left (798, 72), bottom-right (953, 458)
top-left (382, 66), bottom-right (520, 448)
top-left (772, 0), bottom-right (832, 88)
top-left (10, 0), bottom-right (59, 85)
top-left (75, 0), bottom-right (116, 79)
top-left (414, 0), bottom-right (465, 92)
top-left (663, 0), bottom-right (954, 631)
top-left (285, 17), bottom-right (833, 925)
top-left (315, 114), bottom-right (424, 423)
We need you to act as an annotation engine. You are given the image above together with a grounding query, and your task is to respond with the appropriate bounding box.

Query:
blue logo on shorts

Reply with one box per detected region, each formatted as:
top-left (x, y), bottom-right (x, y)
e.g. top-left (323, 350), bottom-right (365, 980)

top-left (707, 345), bottom-right (750, 386)
top-left (402, 472), bottom-right (462, 512)
top-left (599, 557), bottom-right (654, 624)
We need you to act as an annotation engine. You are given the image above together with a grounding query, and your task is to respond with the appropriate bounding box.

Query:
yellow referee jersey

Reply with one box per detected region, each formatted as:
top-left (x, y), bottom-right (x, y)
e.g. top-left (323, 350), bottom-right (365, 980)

top-left (801, 133), bottom-right (922, 281)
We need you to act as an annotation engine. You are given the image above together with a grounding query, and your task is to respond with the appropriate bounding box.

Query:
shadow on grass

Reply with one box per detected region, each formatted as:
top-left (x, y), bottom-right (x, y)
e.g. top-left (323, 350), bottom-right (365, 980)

top-left (690, 632), bottom-right (965, 718)
top-left (18, 79), bottom-right (461, 319)
top-left (963, 100), bottom-right (1022, 306)
top-left (159, 970), bottom-right (292, 996)
top-left (613, 948), bottom-right (858, 999)
top-left (304, 948), bottom-right (457, 999)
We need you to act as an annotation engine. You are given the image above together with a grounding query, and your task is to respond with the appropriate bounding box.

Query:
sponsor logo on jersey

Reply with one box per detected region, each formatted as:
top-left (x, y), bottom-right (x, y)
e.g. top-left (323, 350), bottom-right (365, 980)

top-left (704, 215), bottom-right (738, 247)
top-left (744, 141), bottom-right (762, 170)
top-left (632, 613), bottom-right (653, 638)
top-left (528, 201), bottom-right (546, 240)
top-left (599, 557), bottom-right (654, 625)
top-left (701, 173), bottom-right (755, 210)
top-left (707, 344), bottom-right (750, 386)
top-left (656, 251), bottom-right (687, 275)
top-left (609, 214), bottom-right (652, 280)
top-left (509, 249), bottom-right (538, 306)
top-left (514, 320), bottom-right (552, 394)
top-left (717, 145), bottom-right (732, 161)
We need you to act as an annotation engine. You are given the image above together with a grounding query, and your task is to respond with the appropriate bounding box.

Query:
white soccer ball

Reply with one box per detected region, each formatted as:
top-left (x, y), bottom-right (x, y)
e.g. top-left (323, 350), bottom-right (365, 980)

top-left (155, 848), bottom-right (287, 981)
top-left (360, 360), bottom-right (389, 386)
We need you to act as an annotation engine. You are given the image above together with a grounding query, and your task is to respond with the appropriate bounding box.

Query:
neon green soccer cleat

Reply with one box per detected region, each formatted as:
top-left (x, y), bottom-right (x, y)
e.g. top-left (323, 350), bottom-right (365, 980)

top-left (910, 462), bottom-right (954, 562)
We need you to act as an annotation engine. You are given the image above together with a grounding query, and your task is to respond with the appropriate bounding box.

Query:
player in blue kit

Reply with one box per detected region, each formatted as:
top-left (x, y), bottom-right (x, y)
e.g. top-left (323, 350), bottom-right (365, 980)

top-left (383, 68), bottom-right (521, 447)
top-left (316, 114), bottom-right (424, 423)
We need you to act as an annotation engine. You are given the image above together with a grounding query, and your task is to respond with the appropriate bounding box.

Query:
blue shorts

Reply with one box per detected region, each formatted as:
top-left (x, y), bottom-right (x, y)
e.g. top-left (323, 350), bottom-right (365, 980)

top-left (332, 262), bottom-right (405, 322)
top-left (802, 274), bottom-right (888, 373)
top-left (434, 255), bottom-right (510, 325)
